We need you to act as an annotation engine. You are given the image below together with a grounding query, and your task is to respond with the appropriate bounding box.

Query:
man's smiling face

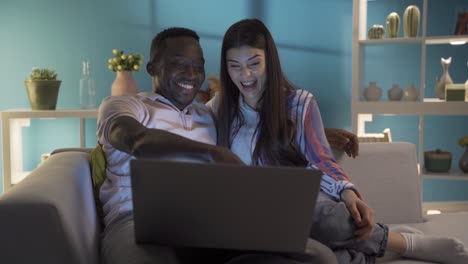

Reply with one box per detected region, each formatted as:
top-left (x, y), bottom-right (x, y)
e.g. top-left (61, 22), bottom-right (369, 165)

top-left (155, 36), bottom-right (205, 110)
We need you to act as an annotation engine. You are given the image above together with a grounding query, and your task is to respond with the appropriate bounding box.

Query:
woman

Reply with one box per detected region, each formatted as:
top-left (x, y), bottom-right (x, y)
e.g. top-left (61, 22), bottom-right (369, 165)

top-left (210, 18), bottom-right (468, 264)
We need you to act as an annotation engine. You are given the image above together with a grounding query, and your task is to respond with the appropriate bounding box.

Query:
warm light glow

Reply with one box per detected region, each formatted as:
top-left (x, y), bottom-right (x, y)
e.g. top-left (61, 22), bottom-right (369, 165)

top-left (426, 209), bottom-right (442, 215)
top-left (450, 40), bottom-right (466, 45)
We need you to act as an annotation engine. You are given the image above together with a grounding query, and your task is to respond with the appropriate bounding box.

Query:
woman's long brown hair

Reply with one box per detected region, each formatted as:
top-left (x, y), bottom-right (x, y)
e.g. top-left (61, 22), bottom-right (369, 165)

top-left (217, 18), bottom-right (307, 167)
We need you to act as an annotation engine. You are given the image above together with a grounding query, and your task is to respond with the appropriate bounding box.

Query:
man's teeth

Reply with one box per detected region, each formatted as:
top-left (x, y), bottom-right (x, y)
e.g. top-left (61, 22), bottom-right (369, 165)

top-left (241, 81), bottom-right (254, 86)
top-left (176, 82), bottom-right (194, 89)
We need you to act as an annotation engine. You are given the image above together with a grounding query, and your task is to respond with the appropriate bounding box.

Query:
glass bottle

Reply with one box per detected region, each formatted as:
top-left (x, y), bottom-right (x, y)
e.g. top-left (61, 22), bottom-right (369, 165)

top-left (80, 61), bottom-right (96, 109)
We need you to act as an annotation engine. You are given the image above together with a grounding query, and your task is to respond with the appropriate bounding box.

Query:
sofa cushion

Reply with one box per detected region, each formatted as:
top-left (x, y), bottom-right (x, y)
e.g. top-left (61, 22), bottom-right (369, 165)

top-left (335, 142), bottom-right (423, 224)
top-left (381, 212), bottom-right (468, 264)
top-left (405, 212), bottom-right (468, 245)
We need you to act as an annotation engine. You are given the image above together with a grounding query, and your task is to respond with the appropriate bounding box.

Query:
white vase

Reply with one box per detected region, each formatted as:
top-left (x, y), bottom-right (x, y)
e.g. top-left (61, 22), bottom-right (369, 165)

top-left (435, 57), bottom-right (453, 100)
top-left (388, 84), bottom-right (403, 101)
top-left (403, 83), bottom-right (419, 101)
top-left (363, 81), bottom-right (382, 101)
top-left (111, 71), bottom-right (138, 96)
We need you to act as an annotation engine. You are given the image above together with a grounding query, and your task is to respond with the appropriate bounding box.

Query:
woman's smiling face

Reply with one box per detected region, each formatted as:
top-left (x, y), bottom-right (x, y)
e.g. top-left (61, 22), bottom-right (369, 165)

top-left (226, 45), bottom-right (266, 109)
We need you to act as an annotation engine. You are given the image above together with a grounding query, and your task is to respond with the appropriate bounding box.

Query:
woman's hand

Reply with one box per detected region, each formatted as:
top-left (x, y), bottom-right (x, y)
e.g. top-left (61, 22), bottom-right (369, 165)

top-left (340, 189), bottom-right (374, 240)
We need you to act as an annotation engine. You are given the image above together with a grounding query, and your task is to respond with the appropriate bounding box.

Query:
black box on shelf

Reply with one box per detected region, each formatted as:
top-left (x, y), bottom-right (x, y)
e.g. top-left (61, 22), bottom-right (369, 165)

top-left (445, 84), bottom-right (466, 101)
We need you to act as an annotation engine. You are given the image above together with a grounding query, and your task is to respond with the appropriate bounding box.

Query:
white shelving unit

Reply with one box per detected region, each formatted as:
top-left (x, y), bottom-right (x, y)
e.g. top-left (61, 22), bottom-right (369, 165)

top-left (1, 109), bottom-right (98, 192)
top-left (352, 0), bottom-right (468, 180)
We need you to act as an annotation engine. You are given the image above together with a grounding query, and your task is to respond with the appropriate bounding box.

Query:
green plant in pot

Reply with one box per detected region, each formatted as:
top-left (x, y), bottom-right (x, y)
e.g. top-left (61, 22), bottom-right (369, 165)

top-left (24, 67), bottom-right (61, 110)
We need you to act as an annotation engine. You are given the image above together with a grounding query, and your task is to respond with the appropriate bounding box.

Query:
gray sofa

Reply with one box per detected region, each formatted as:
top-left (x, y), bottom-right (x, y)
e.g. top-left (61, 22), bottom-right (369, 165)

top-left (0, 142), bottom-right (467, 264)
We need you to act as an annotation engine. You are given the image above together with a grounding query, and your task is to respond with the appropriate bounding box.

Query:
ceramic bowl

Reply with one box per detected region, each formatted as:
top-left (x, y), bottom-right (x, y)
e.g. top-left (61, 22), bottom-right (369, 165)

top-left (424, 149), bottom-right (452, 172)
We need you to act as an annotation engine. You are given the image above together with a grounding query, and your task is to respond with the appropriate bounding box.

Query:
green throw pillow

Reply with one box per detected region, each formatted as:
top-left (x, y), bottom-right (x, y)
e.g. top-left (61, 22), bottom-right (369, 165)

top-left (89, 144), bottom-right (107, 225)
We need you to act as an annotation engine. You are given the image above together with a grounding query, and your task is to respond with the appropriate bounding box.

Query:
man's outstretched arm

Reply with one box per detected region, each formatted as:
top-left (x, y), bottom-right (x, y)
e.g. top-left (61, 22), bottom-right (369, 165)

top-left (107, 116), bottom-right (244, 164)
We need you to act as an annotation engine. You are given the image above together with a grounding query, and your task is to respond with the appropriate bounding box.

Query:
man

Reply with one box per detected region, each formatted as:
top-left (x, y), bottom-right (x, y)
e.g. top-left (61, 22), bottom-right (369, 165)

top-left (97, 27), bottom-right (337, 264)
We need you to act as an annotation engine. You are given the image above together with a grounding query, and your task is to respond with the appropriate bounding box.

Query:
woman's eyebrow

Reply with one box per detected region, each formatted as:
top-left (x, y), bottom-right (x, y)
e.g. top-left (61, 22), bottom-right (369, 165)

top-left (227, 54), bottom-right (261, 63)
top-left (247, 54), bottom-right (261, 61)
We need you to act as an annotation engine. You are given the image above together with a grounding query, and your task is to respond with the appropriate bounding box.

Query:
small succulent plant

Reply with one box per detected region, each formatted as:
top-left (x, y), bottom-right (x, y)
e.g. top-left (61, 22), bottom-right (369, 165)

top-left (27, 67), bottom-right (58, 80)
top-left (459, 136), bottom-right (468, 147)
top-left (108, 49), bottom-right (143, 72)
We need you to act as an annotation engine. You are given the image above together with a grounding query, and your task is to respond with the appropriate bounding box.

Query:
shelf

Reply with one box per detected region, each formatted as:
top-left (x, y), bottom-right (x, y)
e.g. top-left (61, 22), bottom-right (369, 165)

top-left (358, 35), bottom-right (468, 46)
top-left (354, 100), bottom-right (468, 115)
top-left (425, 35), bottom-right (468, 45)
top-left (359, 37), bottom-right (422, 45)
top-left (352, 0), bottom-right (468, 204)
top-left (0, 108), bottom-right (98, 119)
top-left (423, 169), bottom-right (468, 180)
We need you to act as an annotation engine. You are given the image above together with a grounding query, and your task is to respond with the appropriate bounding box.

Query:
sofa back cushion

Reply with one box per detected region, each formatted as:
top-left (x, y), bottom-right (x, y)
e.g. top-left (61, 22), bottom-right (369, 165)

top-left (334, 142), bottom-right (423, 224)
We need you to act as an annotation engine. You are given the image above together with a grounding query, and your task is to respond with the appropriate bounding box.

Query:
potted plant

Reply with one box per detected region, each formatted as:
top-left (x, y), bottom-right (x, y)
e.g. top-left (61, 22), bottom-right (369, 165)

top-left (107, 49), bottom-right (143, 96)
top-left (459, 136), bottom-right (468, 173)
top-left (24, 67), bottom-right (61, 110)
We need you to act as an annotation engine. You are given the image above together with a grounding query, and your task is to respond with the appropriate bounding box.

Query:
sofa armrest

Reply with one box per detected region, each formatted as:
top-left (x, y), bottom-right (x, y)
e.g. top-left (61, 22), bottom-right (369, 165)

top-left (0, 152), bottom-right (100, 264)
top-left (334, 142), bottom-right (423, 224)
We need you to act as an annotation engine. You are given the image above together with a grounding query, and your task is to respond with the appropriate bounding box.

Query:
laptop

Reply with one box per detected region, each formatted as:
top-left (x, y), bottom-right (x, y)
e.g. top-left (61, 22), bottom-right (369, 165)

top-left (130, 159), bottom-right (322, 254)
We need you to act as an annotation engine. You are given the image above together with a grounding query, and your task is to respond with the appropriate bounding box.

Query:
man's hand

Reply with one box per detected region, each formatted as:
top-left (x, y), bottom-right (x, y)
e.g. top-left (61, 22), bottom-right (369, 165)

top-left (209, 146), bottom-right (245, 165)
top-left (325, 128), bottom-right (359, 158)
top-left (340, 189), bottom-right (374, 240)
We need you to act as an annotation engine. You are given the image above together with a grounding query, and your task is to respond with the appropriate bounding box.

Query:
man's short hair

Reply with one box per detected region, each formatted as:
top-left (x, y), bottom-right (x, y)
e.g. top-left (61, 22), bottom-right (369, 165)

top-left (149, 27), bottom-right (200, 64)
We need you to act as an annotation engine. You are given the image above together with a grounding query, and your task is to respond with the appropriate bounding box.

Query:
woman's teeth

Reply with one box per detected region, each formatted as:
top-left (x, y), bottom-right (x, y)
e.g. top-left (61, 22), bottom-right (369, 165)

top-left (241, 80), bottom-right (257, 90)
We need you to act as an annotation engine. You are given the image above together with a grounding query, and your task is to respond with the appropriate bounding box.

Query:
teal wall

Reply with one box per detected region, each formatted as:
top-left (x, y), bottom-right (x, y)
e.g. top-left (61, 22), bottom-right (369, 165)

top-left (0, 0), bottom-right (467, 201)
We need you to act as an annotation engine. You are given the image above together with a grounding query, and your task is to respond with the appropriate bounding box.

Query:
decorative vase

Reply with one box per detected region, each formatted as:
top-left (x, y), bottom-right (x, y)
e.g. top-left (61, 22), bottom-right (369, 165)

top-left (435, 57), bottom-right (453, 100)
top-left (388, 84), bottom-right (403, 101)
top-left (454, 12), bottom-right (468, 35)
top-left (386, 12), bottom-right (400, 38)
top-left (465, 79), bottom-right (468, 101)
top-left (368, 24), bottom-right (386, 39)
top-left (424, 149), bottom-right (452, 173)
top-left (460, 146), bottom-right (468, 173)
top-left (403, 83), bottom-right (418, 101)
top-left (111, 71), bottom-right (138, 96)
top-left (24, 80), bottom-right (61, 110)
top-left (363, 81), bottom-right (382, 101)
top-left (403, 5), bottom-right (420, 37)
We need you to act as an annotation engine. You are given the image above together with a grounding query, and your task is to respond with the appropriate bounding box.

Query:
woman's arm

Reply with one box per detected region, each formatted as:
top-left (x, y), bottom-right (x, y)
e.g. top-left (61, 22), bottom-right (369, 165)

top-left (301, 95), bottom-right (374, 239)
